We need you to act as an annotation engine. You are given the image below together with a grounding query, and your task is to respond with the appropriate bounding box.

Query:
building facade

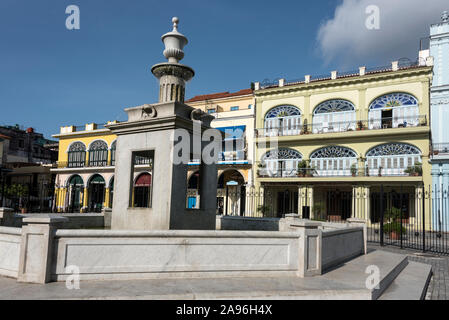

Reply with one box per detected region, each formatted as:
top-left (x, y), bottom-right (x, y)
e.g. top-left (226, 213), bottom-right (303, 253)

top-left (0, 125), bottom-right (58, 211)
top-left (253, 61), bottom-right (433, 228)
top-left (185, 89), bottom-right (256, 215)
top-left (52, 123), bottom-right (118, 213)
top-left (428, 11), bottom-right (449, 231)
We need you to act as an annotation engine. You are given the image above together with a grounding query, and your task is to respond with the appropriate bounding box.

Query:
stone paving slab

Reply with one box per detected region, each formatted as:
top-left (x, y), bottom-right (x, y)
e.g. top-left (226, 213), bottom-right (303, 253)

top-left (367, 244), bottom-right (449, 300)
top-left (379, 261), bottom-right (432, 300)
top-left (0, 250), bottom-right (412, 300)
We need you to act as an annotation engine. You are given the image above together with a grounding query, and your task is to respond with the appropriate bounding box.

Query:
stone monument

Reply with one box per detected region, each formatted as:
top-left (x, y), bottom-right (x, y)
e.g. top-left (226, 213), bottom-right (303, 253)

top-left (107, 17), bottom-right (218, 230)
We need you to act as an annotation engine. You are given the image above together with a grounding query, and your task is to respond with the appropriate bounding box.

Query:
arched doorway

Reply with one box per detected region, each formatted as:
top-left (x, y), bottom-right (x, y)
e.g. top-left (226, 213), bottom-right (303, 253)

top-left (133, 173), bottom-right (152, 208)
top-left (217, 170), bottom-right (245, 216)
top-left (68, 175), bottom-right (83, 213)
top-left (187, 171), bottom-right (200, 209)
top-left (88, 174), bottom-right (105, 212)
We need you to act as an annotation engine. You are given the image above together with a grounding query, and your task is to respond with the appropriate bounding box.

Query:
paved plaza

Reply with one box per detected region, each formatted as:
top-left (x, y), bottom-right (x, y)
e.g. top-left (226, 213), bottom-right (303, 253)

top-left (0, 249), bottom-right (433, 300)
top-left (368, 244), bottom-right (449, 300)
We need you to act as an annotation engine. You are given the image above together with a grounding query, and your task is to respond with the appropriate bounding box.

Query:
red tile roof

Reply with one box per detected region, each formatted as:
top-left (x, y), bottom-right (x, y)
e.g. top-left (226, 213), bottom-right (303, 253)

top-left (186, 89), bottom-right (253, 103)
top-left (0, 134), bottom-right (10, 140)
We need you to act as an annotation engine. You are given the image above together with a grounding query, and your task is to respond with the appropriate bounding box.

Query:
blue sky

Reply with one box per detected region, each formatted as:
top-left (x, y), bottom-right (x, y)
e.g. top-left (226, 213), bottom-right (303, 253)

top-left (0, 0), bottom-right (446, 138)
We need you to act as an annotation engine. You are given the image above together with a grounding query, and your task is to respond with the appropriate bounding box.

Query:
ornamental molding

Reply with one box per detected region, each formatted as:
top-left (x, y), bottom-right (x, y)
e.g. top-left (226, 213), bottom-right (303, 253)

top-left (265, 105), bottom-right (301, 119)
top-left (369, 93), bottom-right (418, 110)
top-left (68, 142), bottom-right (86, 152)
top-left (262, 148), bottom-right (302, 160)
top-left (314, 99), bottom-right (355, 114)
top-left (89, 140), bottom-right (108, 151)
top-left (310, 146), bottom-right (357, 159)
top-left (366, 143), bottom-right (421, 157)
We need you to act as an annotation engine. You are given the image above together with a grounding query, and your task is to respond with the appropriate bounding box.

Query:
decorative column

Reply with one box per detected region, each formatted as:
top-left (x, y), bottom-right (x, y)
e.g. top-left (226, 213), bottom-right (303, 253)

top-left (308, 186), bottom-right (314, 219)
top-left (82, 187), bottom-right (88, 212)
top-left (104, 188), bottom-right (110, 209)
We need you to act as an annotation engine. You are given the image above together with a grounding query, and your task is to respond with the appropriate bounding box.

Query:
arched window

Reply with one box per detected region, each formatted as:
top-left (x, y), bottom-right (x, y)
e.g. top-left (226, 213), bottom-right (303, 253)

top-left (261, 148), bottom-right (302, 177)
top-left (312, 100), bottom-right (356, 133)
top-left (368, 93), bottom-right (419, 129)
top-left (68, 142), bottom-right (86, 168)
top-left (133, 173), bottom-right (152, 208)
top-left (110, 141), bottom-right (117, 166)
top-left (366, 143), bottom-right (422, 176)
top-left (67, 175), bottom-right (84, 212)
top-left (88, 174), bottom-right (105, 212)
top-left (310, 146), bottom-right (358, 176)
top-left (264, 105), bottom-right (301, 136)
top-left (88, 140), bottom-right (108, 167)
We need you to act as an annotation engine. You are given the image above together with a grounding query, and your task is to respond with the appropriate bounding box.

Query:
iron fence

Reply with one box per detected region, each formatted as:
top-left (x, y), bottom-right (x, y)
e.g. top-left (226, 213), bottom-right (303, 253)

top-left (255, 115), bottom-right (428, 138)
top-left (219, 185), bottom-right (449, 255)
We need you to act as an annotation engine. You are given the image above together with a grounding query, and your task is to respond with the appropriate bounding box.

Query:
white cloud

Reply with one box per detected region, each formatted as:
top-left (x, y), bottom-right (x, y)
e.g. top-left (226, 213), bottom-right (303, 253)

top-left (317, 0), bottom-right (448, 67)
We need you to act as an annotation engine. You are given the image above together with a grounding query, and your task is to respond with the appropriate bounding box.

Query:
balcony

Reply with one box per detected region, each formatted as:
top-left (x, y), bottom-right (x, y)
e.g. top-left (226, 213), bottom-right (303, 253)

top-left (432, 143), bottom-right (449, 155)
top-left (257, 164), bottom-right (423, 179)
top-left (255, 115), bottom-right (427, 138)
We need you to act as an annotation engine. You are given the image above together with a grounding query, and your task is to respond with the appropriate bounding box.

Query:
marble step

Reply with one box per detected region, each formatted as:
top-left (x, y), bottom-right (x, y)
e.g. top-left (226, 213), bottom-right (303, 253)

top-left (379, 261), bottom-right (432, 300)
top-left (321, 250), bottom-right (409, 300)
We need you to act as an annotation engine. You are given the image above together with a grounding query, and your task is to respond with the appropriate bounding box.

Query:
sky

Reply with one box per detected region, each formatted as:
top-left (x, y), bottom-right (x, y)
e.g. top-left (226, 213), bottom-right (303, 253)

top-left (0, 0), bottom-right (447, 139)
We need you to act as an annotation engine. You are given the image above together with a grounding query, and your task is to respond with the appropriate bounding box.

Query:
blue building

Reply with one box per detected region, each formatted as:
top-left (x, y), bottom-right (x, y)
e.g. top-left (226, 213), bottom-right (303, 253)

top-left (429, 11), bottom-right (449, 231)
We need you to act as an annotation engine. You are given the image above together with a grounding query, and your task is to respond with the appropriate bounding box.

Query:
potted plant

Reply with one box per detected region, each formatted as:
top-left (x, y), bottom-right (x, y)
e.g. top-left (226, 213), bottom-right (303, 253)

top-left (257, 205), bottom-right (271, 216)
top-left (413, 162), bottom-right (423, 176)
top-left (297, 160), bottom-right (307, 177)
top-left (350, 163), bottom-right (357, 177)
top-left (383, 221), bottom-right (406, 240)
top-left (404, 162), bottom-right (422, 176)
top-left (357, 121), bottom-right (365, 131)
top-left (383, 207), bottom-right (406, 240)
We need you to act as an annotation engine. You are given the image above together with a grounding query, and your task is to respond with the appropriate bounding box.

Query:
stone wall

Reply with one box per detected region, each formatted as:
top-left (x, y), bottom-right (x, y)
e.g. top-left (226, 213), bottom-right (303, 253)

top-left (217, 215), bottom-right (279, 231)
top-left (321, 228), bottom-right (365, 271)
top-left (0, 227), bottom-right (21, 278)
top-left (51, 229), bottom-right (301, 281)
top-left (0, 215), bottom-right (366, 284)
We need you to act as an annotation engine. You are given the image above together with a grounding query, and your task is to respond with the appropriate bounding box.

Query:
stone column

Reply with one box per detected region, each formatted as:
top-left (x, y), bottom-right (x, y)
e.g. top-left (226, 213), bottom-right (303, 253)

top-left (364, 186), bottom-right (370, 223)
top-left (307, 186), bottom-right (314, 219)
top-left (82, 187), bottom-right (88, 212)
top-left (17, 215), bottom-right (68, 284)
top-left (414, 186), bottom-right (425, 228)
top-left (280, 219), bottom-right (322, 277)
top-left (104, 188), bottom-right (110, 209)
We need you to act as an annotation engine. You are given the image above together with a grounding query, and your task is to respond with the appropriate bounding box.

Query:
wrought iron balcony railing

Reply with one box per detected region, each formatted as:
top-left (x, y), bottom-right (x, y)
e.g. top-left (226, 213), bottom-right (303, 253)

top-left (256, 165), bottom-right (423, 178)
top-left (432, 143), bottom-right (449, 155)
top-left (255, 115), bottom-right (427, 138)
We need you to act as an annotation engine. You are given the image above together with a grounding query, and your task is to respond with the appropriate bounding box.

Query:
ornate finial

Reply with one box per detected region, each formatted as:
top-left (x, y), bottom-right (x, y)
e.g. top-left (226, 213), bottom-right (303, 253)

top-left (172, 17), bottom-right (179, 31)
top-left (442, 11), bottom-right (449, 22)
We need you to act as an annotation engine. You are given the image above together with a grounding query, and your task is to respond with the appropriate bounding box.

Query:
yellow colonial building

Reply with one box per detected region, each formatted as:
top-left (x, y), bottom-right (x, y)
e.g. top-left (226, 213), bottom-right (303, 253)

top-left (51, 123), bottom-right (118, 212)
top-left (253, 60), bottom-right (434, 228)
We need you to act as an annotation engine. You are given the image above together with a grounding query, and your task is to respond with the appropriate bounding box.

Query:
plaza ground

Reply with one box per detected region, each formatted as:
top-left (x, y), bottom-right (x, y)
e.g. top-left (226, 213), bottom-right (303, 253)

top-left (0, 246), bottom-right (441, 300)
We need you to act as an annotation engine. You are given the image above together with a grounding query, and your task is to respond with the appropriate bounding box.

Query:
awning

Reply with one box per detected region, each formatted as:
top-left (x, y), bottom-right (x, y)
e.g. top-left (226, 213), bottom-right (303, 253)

top-left (135, 173), bottom-right (152, 187)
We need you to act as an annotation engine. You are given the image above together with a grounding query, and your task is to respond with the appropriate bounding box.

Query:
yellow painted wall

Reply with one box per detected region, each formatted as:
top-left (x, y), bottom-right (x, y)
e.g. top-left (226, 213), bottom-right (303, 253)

top-left (255, 68), bottom-right (432, 130)
top-left (56, 131), bottom-right (117, 163)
